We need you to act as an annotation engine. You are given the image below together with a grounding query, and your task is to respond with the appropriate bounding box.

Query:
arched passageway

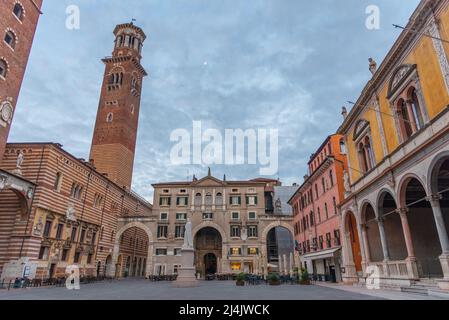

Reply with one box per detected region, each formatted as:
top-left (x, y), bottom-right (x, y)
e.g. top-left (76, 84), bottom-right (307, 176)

top-left (194, 227), bottom-right (222, 277)
top-left (404, 178), bottom-right (443, 278)
top-left (345, 212), bottom-right (362, 272)
top-left (378, 192), bottom-right (407, 261)
top-left (363, 203), bottom-right (383, 262)
top-left (266, 227), bottom-right (294, 272)
top-left (117, 226), bottom-right (149, 278)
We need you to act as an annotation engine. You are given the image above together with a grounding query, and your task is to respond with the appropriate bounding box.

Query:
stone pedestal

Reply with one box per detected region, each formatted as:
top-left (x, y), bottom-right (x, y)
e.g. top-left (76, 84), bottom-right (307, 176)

top-left (173, 247), bottom-right (199, 288)
top-left (405, 257), bottom-right (419, 280)
top-left (438, 254), bottom-right (449, 290)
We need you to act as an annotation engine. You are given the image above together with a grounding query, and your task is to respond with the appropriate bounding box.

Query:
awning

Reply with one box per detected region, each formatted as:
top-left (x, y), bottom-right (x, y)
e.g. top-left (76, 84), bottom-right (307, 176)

top-left (301, 247), bottom-right (341, 261)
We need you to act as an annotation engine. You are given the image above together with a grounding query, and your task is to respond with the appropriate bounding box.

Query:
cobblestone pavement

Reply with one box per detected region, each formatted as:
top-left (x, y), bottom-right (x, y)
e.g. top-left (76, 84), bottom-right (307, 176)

top-left (0, 278), bottom-right (443, 300)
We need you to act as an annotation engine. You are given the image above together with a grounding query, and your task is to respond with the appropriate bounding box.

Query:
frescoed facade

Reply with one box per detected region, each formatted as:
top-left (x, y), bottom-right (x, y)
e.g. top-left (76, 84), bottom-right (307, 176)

top-left (338, 0), bottom-right (449, 291)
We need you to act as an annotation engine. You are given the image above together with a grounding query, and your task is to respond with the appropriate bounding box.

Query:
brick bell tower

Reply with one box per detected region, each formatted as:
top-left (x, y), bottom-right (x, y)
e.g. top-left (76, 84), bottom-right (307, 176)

top-left (89, 22), bottom-right (147, 189)
top-left (0, 0), bottom-right (43, 162)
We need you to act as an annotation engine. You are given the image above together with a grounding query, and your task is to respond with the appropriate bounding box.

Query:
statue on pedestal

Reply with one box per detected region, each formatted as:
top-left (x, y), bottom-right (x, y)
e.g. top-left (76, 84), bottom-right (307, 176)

top-left (183, 218), bottom-right (193, 249)
top-left (173, 217), bottom-right (198, 287)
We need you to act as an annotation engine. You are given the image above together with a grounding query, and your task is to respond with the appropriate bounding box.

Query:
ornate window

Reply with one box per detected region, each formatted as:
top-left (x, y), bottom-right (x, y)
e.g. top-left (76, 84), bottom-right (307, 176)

top-left (0, 59), bottom-right (7, 78)
top-left (388, 64), bottom-right (428, 143)
top-left (205, 192), bottom-right (212, 206)
top-left (353, 120), bottom-right (375, 173)
top-left (215, 192), bottom-right (223, 206)
top-left (4, 31), bottom-right (16, 49)
top-left (13, 3), bottom-right (24, 21)
top-left (194, 193), bottom-right (202, 206)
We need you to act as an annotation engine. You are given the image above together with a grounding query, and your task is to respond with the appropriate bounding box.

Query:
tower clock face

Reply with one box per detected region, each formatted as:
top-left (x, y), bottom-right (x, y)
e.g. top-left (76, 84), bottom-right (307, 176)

top-left (0, 101), bottom-right (13, 124)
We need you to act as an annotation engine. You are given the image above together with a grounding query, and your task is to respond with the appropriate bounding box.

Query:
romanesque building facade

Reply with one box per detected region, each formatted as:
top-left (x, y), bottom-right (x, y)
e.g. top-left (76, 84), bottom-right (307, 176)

top-left (130, 173), bottom-right (296, 278)
top-left (289, 134), bottom-right (348, 282)
top-left (0, 143), bottom-right (151, 280)
top-left (0, 22), bottom-right (153, 281)
top-left (338, 0), bottom-right (449, 291)
top-left (0, 0), bottom-right (43, 161)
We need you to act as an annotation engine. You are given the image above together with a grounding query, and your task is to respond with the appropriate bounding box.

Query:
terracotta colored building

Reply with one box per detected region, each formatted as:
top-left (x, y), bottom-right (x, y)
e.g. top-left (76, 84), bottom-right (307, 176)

top-left (0, 22), bottom-right (152, 281)
top-left (338, 0), bottom-right (449, 291)
top-left (145, 173), bottom-right (295, 277)
top-left (289, 134), bottom-right (348, 282)
top-left (0, 143), bottom-right (151, 280)
top-left (0, 0), bottom-right (43, 161)
top-left (89, 23), bottom-right (147, 189)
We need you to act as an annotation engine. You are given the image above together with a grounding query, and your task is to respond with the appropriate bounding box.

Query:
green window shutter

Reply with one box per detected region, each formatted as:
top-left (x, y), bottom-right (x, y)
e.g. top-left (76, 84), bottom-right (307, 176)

top-left (229, 196), bottom-right (232, 204)
top-left (159, 197), bottom-right (162, 206)
top-left (168, 197), bottom-right (171, 206)
top-left (176, 197), bottom-right (179, 205)
top-left (255, 196), bottom-right (258, 205)
top-left (238, 196), bottom-right (241, 205)
top-left (246, 196), bottom-right (249, 205)
top-left (186, 197), bottom-right (189, 206)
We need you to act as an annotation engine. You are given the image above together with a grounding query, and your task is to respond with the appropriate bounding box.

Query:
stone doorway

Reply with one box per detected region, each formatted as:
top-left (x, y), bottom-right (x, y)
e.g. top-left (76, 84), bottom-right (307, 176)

top-left (204, 253), bottom-right (217, 275)
top-left (194, 227), bottom-right (222, 277)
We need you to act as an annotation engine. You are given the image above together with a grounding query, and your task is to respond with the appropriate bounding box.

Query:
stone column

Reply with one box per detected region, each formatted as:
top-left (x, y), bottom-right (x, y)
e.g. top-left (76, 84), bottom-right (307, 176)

top-left (405, 100), bottom-right (418, 133)
top-left (342, 232), bottom-right (357, 283)
top-left (376, 217), bottom-right (390, 262)
top-left (360, 223), bottom-right (371, 264)
top-left (397, 208), bottom-right (419, 279)
top-left (358, 223), bottom-right (368, 272)
top-left (427, 195), bottom-right (449, 287)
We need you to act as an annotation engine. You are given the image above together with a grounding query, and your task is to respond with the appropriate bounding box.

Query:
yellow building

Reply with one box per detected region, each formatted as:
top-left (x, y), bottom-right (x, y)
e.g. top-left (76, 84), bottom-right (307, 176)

top-left (338, 0), bottom-right (449, 292)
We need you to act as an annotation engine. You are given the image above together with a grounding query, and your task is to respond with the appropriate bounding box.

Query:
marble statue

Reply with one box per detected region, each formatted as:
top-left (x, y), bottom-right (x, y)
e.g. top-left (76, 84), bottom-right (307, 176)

top-left (183, 218), bottom-right (193, 248)
top-left (16, 151), bottom-right (24, 169)
top-left (369, 58), bottom-right (377, 75)
top-left (343, 170), bottom-right (351, 193)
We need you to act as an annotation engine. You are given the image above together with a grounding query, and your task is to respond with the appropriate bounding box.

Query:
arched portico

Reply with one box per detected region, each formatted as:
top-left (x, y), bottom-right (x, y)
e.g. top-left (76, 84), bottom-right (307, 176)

top-left (194, 226), bottom-right (223, 277)
top-left (361, 201), bottom-right (384, 263)
top-left (109, 221), bottom-right (153, 278)
top-left (261, 222), bottom-right (295, 274)
top-left (398, 176), bottom-right (443, 278)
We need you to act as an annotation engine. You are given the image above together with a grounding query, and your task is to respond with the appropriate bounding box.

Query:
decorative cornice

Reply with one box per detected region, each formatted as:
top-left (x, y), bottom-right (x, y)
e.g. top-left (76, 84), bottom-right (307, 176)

top-left (338, 0), bottom-right (437, 134)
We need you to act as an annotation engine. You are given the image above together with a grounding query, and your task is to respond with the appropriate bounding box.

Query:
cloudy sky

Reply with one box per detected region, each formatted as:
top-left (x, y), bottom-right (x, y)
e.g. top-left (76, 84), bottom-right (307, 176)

top-left (10, 0), bottom-right (420, 201)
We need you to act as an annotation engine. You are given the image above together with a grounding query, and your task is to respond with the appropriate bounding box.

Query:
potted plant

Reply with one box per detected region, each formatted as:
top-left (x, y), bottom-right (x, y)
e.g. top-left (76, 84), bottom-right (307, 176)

top-left (268, 272), bottom-right (281, 286)
top-left (299, 268), bottom-right (311, 285)
top-left (236, 272), bottom-right (246, 286)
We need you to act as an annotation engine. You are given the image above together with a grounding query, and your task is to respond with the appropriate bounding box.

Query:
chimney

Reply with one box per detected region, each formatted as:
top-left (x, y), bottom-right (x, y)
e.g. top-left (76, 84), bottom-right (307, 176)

top-left (341, 106), bottom-right (348, 120)
top-left (303, 174), bottom-right (309, 181)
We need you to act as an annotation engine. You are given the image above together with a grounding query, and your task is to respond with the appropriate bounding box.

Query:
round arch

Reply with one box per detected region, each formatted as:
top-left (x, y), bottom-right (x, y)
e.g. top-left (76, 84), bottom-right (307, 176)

top-left (110, 221), bottom-right (154, 278)
top-left (359, 199), bottom-right (377, 222)
top-left (376, 188), bottom-right (397, 213)
top-left (192, 221), bottom-right (227, 242)
top-left (400, 176), bottom-right (443, 277)
top-left (360, 200), bottom-right (383, 262)
top-left (428, 150), bottom-right (449, 195)
top-left (342, 210), bottom-right (362, 272)
top-left (397, 173), bottom-right (428, 208)
top-left (260, 221), bottom-right (294, 243)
